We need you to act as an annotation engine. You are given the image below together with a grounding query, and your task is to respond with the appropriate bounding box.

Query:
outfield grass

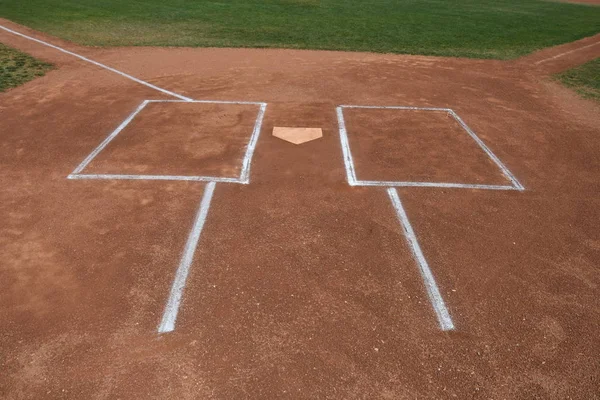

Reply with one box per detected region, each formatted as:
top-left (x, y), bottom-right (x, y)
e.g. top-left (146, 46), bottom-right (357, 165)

top-left (0, 43), bottom-right (53, 92)
top-left (0, 0), bottom-right (599, 59)
top-left (556, 58), bottom-right (600, 101)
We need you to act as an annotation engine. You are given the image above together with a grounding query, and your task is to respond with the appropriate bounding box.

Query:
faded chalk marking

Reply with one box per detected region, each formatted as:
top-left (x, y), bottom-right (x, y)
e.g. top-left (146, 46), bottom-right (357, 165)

top-left (534, 41), bottom-right (600, 65)
top-left (336, 106), bottom-right (358, 185)
top-left (71, 100), bottom-right (150, 174)
top-left (0, 24), bottom-right (193, 101)
top-left (240, 103), bottom-right (267, 183)
top-left (158, 181), bottom-right (217, 333)
top-left (387, 188), bottom-right (454, 331)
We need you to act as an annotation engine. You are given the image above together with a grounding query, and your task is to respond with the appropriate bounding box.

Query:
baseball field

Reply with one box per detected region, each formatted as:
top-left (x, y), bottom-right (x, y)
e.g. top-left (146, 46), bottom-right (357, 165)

top-left (1, 0), bottom-right (599, 398)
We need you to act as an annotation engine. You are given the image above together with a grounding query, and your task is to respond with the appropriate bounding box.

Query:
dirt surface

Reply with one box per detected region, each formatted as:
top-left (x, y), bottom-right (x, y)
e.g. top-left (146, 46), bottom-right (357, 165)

top-left (342, 108), bottom-right (511, 185)
top-left (84, 102), bottom-right (260, 177)
top-left (517, 33), bottom-right (600, 75)
top-left (1, 18), bottom-right (599, 399)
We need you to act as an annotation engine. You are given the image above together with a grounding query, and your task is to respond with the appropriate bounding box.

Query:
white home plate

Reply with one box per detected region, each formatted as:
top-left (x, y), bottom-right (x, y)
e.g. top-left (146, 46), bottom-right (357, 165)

top-left (273, 127), bottom-right (323, 145)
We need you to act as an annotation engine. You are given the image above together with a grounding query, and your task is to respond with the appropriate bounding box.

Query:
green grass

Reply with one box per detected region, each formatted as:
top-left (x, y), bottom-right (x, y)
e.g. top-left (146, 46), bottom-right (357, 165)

top-left (0, 43), bottom-right (53, 92)
top-left (555, 58), bottom-right (600, 101)
top-left (0, 0), bottom-right (599, 59)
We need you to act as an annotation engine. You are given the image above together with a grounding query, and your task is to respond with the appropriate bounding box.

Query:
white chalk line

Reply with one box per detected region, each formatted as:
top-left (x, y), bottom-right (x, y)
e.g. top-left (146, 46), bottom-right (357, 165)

top-left (352, 180), bottom-right (518, 191)
top-left (534, 41), bottom-right (600, 65)
top-left (447, 110), bottom-right (524, 191)
top-left (336, 106), bottom-right (358, 185)
top-left (68, 174), bottom-right (243, 184)
top-left (341, 105), bottom-right (452, 112)
top-left (337, 105), bottom-right (524, 191)
top-left (240, 103), bottom-right (267, 183)
top-left (158, 181), bottom-right (217, 333)
top-left (147, 99), bottom-right (264, 106)
top-left (69, 100), bottom-right (266, 185)
top-left (387, 188), bottom-right (454, 331)
top-left (0, 24), bottom-right (192, 101)
top-left (71, 100), bottom-right (150, 174)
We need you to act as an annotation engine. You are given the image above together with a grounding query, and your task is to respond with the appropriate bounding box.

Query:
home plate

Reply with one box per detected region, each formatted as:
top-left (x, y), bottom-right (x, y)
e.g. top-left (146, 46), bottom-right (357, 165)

top-left (273, 127), bottom-right (323, 145)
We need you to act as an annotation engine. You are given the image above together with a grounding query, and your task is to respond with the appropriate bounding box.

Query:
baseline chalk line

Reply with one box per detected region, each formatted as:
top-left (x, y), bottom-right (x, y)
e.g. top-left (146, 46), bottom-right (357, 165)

top-left (0, 23), bottom-right (192, 101)
top-left (534, 41), bottom-right (600, 65)
top-left (387, 187), bottom-right (455, 331)
top-left (158, 182), bottom-right (217, 333)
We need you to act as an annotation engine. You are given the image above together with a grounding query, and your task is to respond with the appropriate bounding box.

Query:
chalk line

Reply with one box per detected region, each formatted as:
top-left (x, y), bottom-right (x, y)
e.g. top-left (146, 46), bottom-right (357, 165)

top-left (387, 188), bottom-right (454, 331)
top-left (71, 100), bottom-right (150, 174)
top-left (336, 106), bottom-right (358, 185)
top-left (147, 99), bottom-right (264, 106)
top-left (240, 103), bottom-right (267, 183)
top-left (0, 23), bottom-right (192, 101)
top-left (353, 180), bottom-right (518, 190)
top-left (340, 105), bottom-right (451, 112)
top-left (158, 182), bottom-right (217, 333)
top-left (534, 41), bottom-right (600, 65)
top-left (68, 173), bottom-right (242, 184)
top-left (447, 110), bottom-right (524, 191)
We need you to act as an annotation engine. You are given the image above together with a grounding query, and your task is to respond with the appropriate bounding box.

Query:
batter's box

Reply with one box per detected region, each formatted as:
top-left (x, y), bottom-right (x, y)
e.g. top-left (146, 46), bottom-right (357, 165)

top-left (336, 105), bottom-right (524, 191)
top-left (69, 100), bottom-right (267, 184)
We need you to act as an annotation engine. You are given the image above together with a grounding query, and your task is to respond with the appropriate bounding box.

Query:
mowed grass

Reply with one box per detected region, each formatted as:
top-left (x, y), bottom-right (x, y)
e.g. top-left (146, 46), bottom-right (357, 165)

top-left (556, 58), bottom-right (600, 101)
top-left (0, 43), bottom-right (53, 92)
top-left (0, 0), bottom-right (599, 59)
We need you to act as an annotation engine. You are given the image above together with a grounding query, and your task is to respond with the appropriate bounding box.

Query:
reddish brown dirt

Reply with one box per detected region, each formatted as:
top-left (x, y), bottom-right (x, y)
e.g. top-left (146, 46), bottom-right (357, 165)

top-left (517, 33), bottom-right (600, 75)
top-left (343, 108), bottom-right (511, 185)
top-left (85, 102), bottom-right (260, 177)
top-left (1, 18), bottom-right (599, 399)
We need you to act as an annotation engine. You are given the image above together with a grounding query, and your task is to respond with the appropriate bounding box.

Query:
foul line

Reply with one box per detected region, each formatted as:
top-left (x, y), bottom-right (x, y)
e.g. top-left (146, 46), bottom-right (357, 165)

top-left (387, 188), bottom-right (454, 331)
top-left (158, 181), bottom-right (217, 333)
top-left (534, 41), bottom-right (600, 65)
top-left (0, 23), bottom-right (192, 101)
